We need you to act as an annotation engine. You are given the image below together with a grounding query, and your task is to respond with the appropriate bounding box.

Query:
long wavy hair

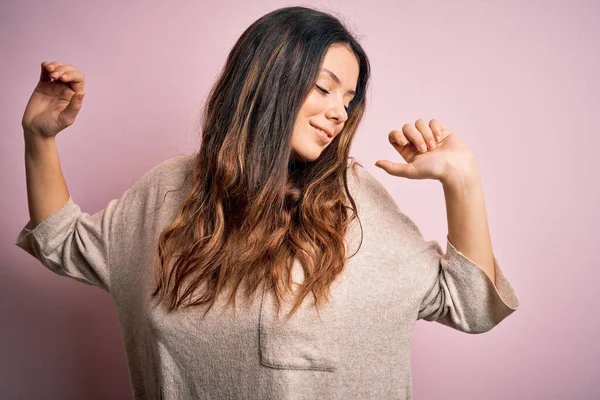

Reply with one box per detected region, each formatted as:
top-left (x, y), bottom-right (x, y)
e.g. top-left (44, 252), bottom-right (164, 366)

top-left (150, 6), bottom-right (371, 318)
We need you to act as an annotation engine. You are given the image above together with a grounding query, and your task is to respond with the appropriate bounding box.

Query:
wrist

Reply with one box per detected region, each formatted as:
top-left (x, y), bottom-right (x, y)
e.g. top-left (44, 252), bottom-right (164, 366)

top-left (24, 131), bottom-right (57, 156)
top-left (440, 159), bottom-right (482, 190)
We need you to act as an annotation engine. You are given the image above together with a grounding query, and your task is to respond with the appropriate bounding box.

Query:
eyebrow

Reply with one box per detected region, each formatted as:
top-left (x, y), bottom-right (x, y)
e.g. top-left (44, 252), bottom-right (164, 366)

top-left (320, 68), bottom-right (357, 96)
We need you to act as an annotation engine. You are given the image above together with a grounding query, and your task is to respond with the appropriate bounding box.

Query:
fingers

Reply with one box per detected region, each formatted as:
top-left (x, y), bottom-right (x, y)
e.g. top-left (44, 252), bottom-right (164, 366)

top-left (389, 129), bottom-right (409, 147)
top-left (412, 119), bottom-right (436, 152)
top-left (39, 61), bottom-right (52, 82)
top-left (41, 61), bottom-right (85, 93)
top-left (42, 60), bottom-right (62, 80)
top-left (428, 119), bottom-right (445, 142)
top-left (59, 92), bottom-right (85, 127)
top-left (389, 119), bottom-right (449, 154)
top-left (43, 61), bottom-right (85, 126)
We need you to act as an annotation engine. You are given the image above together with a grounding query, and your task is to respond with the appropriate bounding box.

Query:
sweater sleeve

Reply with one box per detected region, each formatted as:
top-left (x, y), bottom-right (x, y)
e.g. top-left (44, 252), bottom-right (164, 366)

top-left (14, 185), bottom-right (142, 293)
top-left (415, 235), bottom-right (520, 334)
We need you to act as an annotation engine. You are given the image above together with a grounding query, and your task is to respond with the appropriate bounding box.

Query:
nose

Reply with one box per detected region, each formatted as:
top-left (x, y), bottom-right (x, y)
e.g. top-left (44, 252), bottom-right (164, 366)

top-left (325, 101), bottom-right (348, 125)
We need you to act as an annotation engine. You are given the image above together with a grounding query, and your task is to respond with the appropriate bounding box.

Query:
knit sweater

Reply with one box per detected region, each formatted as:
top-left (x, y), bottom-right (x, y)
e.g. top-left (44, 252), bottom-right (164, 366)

top-left (15, 154), bottom-right (520, 399)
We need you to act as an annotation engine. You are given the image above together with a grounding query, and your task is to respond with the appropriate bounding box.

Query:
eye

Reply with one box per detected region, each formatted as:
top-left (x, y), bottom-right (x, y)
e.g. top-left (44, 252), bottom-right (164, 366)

top-left (315, 85), bottom-right (351, 113)
top-left (315, 84), bottom-right (329, 94)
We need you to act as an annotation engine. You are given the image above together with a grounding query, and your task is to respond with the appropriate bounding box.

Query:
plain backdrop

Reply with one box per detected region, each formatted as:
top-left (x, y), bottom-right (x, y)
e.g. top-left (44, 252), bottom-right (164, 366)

top-left (2, 0), bottom-right (598, 399)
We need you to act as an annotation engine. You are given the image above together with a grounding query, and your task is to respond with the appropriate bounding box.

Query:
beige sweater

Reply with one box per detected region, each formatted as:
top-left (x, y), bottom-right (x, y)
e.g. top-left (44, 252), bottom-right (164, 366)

top-left (15, 154), bottom-right (520, 399)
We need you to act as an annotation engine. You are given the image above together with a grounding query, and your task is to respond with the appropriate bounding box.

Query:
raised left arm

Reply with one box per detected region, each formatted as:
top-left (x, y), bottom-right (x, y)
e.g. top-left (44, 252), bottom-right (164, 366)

top-left (375, 119), bottom-right (520, 331)
top-left (375, 119), bottom-right (499, 285)
top-left (441, 161), bottom-right (495, 284)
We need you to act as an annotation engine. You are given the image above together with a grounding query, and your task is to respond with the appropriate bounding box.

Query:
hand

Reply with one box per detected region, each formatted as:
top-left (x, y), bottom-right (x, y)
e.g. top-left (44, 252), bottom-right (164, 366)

top-left (375, 118), bottom-right (477, 184)
top-left (22, 61), bottom-right (86, 139)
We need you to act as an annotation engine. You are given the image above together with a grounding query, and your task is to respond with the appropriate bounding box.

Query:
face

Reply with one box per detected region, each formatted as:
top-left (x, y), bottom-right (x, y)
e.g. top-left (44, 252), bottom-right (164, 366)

top-left (290, 44), bottom-right (360, 162)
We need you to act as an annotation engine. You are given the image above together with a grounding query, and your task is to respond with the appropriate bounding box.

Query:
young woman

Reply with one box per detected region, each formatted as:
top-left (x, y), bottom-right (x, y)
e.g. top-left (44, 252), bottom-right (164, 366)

top-left (17, 6), bottom-right (519, 400)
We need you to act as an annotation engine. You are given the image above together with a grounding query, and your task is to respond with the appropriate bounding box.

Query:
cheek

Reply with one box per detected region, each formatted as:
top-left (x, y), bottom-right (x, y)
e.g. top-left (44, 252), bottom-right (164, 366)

top-left (300, 92), bottom-right (324, 116)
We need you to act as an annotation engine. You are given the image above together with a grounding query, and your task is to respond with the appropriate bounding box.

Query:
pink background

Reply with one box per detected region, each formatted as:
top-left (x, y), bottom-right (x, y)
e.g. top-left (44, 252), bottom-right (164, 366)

top-left (2, 0), bottom-right (598, 398)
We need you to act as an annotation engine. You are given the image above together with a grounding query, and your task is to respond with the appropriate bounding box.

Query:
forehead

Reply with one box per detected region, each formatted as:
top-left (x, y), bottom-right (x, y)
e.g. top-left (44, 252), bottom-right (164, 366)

top-left (319, 45), bottom-right (359, 89)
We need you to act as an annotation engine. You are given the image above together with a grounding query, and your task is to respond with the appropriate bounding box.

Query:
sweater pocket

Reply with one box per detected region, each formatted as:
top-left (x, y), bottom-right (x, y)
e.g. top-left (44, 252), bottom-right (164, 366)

top-left (258, 260), bottom-right (340, 372)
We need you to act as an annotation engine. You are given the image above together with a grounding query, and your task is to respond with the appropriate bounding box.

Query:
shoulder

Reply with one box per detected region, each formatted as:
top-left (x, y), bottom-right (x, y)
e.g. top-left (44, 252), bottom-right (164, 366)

top-left (345, 158), bottom-right (423, 234)
top-left (345, 158), bottom-right (397, 209)
top-left (116, 154), bottom-right (196, 216)
top-left (144, 153), bottom-right (195, 182)
top-left (347, 158), bottom-right (432, 243)
top-left (132, 153), bottom-right (196, 193)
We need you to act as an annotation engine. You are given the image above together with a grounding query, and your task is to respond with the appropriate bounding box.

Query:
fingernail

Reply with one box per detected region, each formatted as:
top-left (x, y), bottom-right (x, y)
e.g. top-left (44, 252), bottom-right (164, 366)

top-left (419, 144), bottom-right (427, 152)
top-left (428, 140), bottom-right (436, 149)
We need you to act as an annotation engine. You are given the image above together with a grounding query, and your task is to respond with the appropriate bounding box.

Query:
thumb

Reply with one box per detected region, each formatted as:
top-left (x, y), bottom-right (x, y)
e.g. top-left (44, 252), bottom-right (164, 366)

top-left (59, 92), bottom-right (85, 125)
top-left (374, 160), bottom-right (418, 179)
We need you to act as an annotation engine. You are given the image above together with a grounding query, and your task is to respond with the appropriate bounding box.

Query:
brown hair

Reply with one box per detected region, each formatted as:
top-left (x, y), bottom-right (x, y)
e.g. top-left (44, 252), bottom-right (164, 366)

top-left (151, 6), bottom-right (371, 318)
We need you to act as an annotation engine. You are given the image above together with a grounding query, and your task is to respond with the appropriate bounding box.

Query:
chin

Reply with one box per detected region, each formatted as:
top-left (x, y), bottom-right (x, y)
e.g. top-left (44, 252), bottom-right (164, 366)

top-left (291, 145), bottom-right (324, 162)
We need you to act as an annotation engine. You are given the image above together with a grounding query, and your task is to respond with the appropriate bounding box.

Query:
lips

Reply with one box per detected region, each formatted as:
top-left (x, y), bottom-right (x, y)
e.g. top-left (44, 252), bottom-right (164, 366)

top-left (310, 122), bottom-right (333, 138)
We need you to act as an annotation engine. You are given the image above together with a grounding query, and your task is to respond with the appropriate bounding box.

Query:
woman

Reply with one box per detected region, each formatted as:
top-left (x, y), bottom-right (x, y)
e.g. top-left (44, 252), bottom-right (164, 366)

top-left (17, 6), bottom-right (519, 400)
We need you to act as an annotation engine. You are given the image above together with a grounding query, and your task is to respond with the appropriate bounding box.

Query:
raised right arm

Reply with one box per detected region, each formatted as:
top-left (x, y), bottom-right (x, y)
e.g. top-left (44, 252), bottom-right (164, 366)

top-left (24, 134), bottom-right (69, 229)
top-left (21, 60), bottom-right (85, 228)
